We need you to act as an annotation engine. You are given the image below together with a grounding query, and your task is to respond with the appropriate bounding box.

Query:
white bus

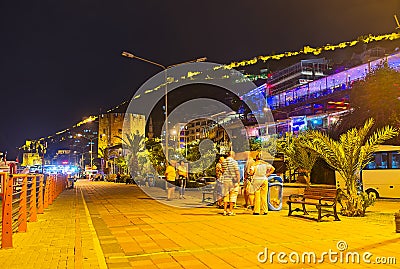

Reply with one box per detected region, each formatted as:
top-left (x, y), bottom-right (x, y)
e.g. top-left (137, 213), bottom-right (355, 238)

top-left (336, 145), bottom-right (400, 199)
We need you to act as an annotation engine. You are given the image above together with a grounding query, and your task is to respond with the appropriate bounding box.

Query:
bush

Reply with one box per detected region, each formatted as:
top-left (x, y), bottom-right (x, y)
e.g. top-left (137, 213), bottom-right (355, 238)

top-left (360, 191), bottom-right (375, 213)
top-left (106, 174), bottom-right (117, 182)
top-left (114, 174), bottom-right (131, 183)
top-left (122, 175), bottom-right (134, 184)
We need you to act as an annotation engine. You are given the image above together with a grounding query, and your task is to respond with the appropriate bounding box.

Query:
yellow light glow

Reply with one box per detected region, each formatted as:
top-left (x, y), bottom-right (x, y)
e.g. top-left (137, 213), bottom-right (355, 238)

top-left (21, 31), bottom-right (400, 147)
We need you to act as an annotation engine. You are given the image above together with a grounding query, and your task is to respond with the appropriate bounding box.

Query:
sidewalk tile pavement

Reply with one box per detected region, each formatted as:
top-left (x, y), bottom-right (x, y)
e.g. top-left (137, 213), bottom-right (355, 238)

top-left (0, 180), bottom-right (399, 268)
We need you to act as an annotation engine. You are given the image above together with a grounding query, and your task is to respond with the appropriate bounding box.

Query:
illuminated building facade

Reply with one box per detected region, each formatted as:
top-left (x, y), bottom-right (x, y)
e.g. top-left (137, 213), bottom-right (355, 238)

top-left (98, 112), bottom-right (145, 174)
top-left (98, 113), bottom-right (145, 159)
top-left (98, 113), bottom-right (145, 152)
top-left (240, 49), bottom-right (400, 136)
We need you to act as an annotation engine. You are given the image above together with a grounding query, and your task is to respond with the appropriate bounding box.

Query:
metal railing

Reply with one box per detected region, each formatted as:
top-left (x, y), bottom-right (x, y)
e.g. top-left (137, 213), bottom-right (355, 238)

top-left (0, 172), bottom-right (68, 249)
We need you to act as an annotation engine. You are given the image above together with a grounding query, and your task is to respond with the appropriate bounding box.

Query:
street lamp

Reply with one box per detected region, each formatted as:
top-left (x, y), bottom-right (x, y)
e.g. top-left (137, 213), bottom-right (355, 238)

top-left (73, 150), bottom-right (85, 171)
top-left (77, 134), bottom-right (97, 170)
top-left (171, 128), bottom-right (178, 158)
top-left (121, 51), bottom-right (206, 160)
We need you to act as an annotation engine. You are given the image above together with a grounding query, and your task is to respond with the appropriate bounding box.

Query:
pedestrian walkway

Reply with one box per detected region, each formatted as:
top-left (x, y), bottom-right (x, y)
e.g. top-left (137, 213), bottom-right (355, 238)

top-left (0, 184), bottom-right (105, 269)
top-left (0, 180), bottom-right (399, 268)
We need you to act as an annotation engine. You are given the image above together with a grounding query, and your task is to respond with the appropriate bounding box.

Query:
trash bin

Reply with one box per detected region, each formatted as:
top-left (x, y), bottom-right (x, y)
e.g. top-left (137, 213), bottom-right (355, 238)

top-left (67, 177), bottom-right (75, 189)
top-left (267, 174), bottom-right (283, 211)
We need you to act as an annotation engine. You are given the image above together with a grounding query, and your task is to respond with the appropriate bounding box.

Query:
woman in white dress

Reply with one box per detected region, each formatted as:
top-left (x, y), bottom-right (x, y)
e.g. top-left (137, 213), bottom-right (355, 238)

top-left (249, 152), bottom-right (275, 215)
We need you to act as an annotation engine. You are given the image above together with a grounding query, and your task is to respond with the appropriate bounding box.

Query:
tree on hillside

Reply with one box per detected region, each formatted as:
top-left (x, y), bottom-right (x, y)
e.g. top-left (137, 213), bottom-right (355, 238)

top-left (304, 118), bottom-right (398, 217)
top-left (337, 66), bottom-right (400, 140)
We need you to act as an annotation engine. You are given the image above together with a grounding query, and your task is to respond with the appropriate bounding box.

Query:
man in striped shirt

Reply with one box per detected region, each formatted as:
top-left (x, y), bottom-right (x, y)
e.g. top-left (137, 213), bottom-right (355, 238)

top-left (222, 151), bottom-right (240, 216)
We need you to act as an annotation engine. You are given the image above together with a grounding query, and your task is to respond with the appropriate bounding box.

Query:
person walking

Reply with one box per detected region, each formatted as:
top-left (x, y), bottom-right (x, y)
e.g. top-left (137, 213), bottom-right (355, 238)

top-left (249, 152), bottom-right (275, 215)
top-left (215, 156), bottom-right (225, 208)
top-left (177, 160), bottom-right (188, 199)
top-left (165, 160), bottom-right (177, 201)
top-left (243, 151), bottom-right (255, 209)
top-left (221, 151), bottom-right (240, 216)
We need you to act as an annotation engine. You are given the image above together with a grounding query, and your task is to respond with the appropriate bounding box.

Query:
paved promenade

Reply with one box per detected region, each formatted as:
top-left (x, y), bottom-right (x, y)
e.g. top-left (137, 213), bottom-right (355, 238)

top-left (0, 180), bottom-right (399, 268)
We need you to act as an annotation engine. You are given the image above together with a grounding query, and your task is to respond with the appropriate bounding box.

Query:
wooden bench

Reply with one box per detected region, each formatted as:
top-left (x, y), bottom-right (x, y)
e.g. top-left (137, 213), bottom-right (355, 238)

top-left (287, 186), bottom-right (340, 222)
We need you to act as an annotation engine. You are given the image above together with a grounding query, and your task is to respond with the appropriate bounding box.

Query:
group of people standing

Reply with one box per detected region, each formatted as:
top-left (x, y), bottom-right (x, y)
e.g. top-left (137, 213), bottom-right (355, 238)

top-left (163, 150), bottom-right (275, 216)
top-left (164, 160), bottom-right (188, 201)
top-left (215, 151), bottom-right (275, 216)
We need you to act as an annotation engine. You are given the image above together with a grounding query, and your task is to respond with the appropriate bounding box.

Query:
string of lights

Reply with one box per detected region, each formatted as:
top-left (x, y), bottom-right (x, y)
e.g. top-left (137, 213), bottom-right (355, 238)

top-left (19, 100), bottom-right (130, 150)
top-left (21, 31), bottom-right (400, 148)
top-left (215, 32), bottom-right (400, 70)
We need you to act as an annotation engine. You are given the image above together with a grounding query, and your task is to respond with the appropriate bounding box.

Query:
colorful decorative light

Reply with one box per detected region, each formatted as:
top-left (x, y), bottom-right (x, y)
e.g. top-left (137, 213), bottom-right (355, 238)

top-left (21, 31), bottom-right (400, 147)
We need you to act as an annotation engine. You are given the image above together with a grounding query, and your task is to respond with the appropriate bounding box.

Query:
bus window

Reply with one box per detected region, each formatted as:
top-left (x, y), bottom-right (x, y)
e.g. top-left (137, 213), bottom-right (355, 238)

top-left (365, 158), bottom-right (376, 170)
top-left (375, 152), bottom-right (388, 169)
top-left (391, 152), bottom-right (400, 169)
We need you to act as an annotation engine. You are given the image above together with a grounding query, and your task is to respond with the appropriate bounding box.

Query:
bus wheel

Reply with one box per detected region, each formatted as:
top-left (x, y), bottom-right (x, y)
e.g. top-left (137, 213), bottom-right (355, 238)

top-left (366, 189), bottom-right (379, 200)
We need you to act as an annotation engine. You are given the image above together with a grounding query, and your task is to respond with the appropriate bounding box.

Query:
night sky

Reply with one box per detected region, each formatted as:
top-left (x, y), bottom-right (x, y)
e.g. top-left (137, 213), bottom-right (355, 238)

top-left (1, 0), bottom-right (399, 159)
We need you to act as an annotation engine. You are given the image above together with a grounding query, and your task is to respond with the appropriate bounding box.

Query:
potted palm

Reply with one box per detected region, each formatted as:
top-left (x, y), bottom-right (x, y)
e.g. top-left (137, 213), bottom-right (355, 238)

top-left (395, 210), bottom-right (400, 233)
top-left (303, 118), bottom-right (398, 217)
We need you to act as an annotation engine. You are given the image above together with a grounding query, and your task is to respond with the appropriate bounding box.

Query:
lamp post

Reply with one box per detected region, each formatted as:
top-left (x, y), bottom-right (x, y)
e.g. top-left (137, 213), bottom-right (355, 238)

top-left (171, 128), bottom-right (177, 159)
top-left (77, 134), bottom-right (97, 170)
top-left (121, 51), bottom-right (206, 161)
top-left (73, 150), bottom-right (85, 173)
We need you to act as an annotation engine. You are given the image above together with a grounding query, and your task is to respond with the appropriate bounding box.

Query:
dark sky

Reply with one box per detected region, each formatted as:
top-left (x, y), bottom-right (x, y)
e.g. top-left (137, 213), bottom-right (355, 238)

top-left (1, 0), bottom-right (399, 158)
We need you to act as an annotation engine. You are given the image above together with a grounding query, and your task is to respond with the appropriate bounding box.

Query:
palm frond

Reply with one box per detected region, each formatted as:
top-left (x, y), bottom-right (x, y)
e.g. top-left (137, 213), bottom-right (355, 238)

top-left (359, 125), bottom-right (399, 169)
top-left (305, 130), bottom-right (345, 170)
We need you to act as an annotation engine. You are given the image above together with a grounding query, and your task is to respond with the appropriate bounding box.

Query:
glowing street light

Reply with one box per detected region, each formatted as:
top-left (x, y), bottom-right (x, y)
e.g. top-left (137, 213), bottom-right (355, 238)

top-left (121, 51), bottom-right (206, 160)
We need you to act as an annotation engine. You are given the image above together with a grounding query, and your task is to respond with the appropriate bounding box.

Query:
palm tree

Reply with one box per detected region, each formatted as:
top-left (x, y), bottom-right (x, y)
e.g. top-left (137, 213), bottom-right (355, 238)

top-left (304, 118), bottom-right (398, 216)
top-left (277, 132), bottom-right (318, 185)
top-left (115, 131), bottom-right (145, 176)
